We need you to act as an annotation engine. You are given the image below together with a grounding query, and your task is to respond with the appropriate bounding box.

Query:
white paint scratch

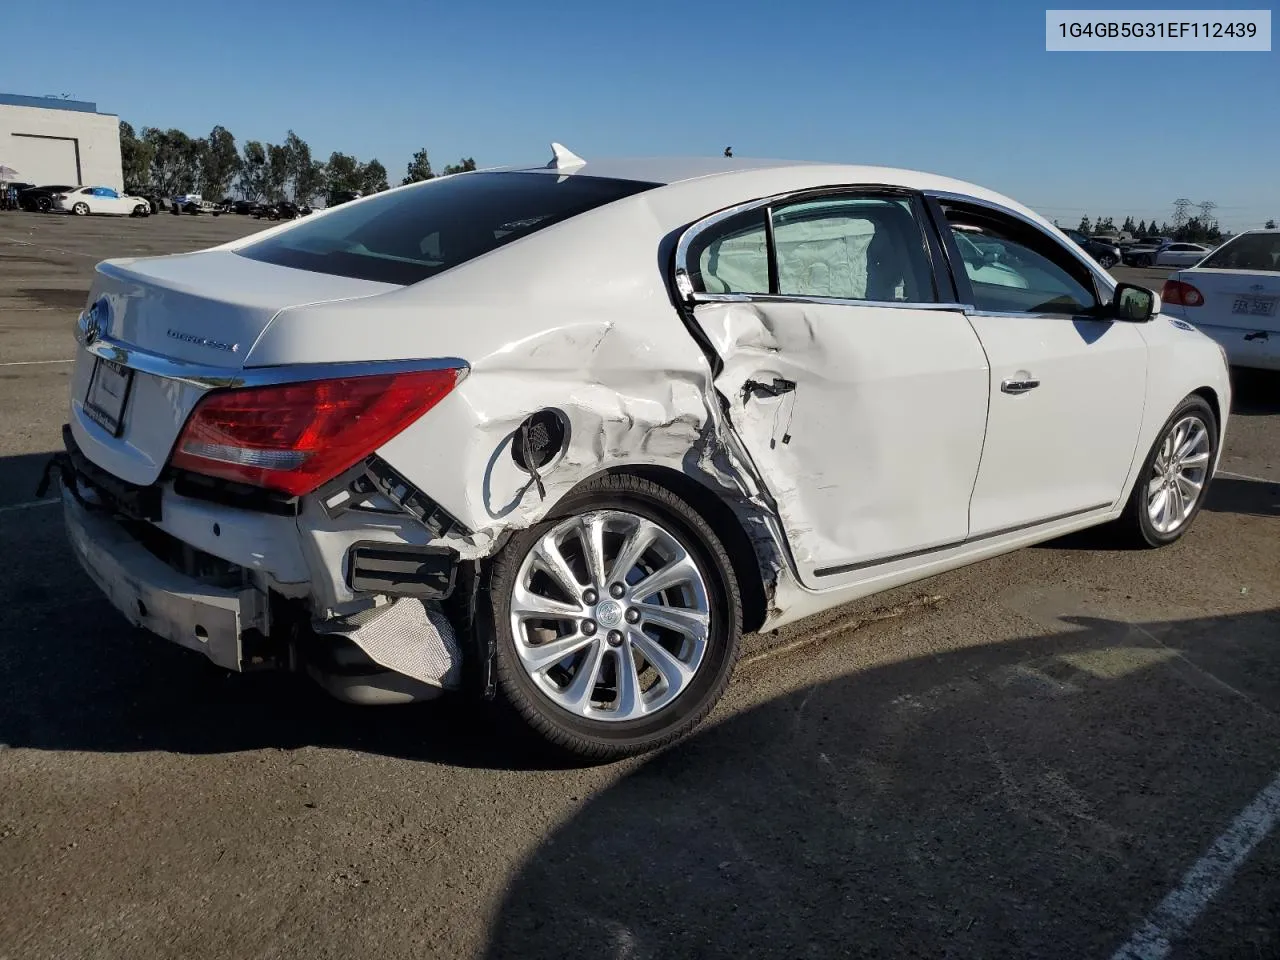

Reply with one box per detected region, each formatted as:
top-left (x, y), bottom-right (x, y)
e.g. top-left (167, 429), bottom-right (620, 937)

top-left (1110, 769), bottom-right (1280, 960)
top-left (0, 359), bottom-right (73, 367)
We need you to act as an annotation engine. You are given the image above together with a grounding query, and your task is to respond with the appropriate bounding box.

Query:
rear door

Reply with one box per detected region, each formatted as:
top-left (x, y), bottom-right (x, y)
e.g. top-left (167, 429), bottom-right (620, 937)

top-left (676, 188), bottom-right (990, 588)
top-left (932, 197), bottom-right (1148, 535)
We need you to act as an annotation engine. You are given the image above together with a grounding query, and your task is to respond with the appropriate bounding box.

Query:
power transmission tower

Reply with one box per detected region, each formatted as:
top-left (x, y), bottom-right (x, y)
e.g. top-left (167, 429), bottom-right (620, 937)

top-left (1198, 200), bottom-right (1217, 226)
top-left (1173, 198), bottom-right (1193, 228)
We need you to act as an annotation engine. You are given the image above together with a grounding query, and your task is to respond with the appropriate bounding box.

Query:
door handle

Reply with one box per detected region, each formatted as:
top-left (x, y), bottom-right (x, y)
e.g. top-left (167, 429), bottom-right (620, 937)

top-left (1001, 377), bottom-right (1041, 394)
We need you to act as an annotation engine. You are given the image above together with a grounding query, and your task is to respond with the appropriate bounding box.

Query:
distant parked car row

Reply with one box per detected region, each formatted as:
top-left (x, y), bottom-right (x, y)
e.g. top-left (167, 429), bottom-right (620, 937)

top-left (1062, 228), bottom-right (1122, 269)
top-left (1122, 237), bottom-right (1215, 268)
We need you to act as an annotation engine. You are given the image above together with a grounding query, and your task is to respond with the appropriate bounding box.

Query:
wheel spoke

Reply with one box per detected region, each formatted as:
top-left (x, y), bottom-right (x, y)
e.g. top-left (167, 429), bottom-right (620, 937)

top-left (636, 603), bottom-right (709, 641)
top-left (631, 630), bottom-right (695, 690)
top-left (512, 580), bottom-right (582, 621)
top-left (612, 645), bottom-right (645, 718)
top-left (607, 519), bottom-right (659, 587)
top-left (629, 553), bottom-right (701, 601)
top-left (577, 514), bottom-right (608, 590)
top-left (1176, 474), bottom-right (1202, 505)
top-left (1147, 476), bottom-right (1164, 498)
top-left (1176, 424), bottom-right (1206, 461)
top-left (1179, 451), bottom-right (1210, 469)
top-left (1149, 488), bottom-right (1170, 529)
top-left (559, 638), bottom-right (607, 714)
top-left (532, 536), bottom-right (583, 603)
top-left (518, 631), bottom-right (597, 674)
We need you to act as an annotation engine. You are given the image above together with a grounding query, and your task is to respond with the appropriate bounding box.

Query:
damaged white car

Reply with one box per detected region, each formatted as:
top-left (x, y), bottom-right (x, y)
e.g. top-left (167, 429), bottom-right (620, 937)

top-left (45, 145), bottom-right (1231, 759)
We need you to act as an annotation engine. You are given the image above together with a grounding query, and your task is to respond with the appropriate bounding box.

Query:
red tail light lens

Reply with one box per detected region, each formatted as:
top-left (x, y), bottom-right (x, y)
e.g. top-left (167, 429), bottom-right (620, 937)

top-left (1161, 279), bottom-right (1204, 307)
top-left (170, 368), bottom-right (461, 496)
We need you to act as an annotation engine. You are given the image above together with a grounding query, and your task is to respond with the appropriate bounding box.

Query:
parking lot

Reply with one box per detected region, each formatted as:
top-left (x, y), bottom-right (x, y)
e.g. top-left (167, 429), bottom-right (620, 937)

top-left (1, 210), bottom-right (1278, 959)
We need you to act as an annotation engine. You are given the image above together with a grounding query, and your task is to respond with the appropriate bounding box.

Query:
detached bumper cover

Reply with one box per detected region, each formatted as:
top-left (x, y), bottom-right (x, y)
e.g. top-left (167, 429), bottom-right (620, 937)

top-left (63, 490), bottom-right (269, 671)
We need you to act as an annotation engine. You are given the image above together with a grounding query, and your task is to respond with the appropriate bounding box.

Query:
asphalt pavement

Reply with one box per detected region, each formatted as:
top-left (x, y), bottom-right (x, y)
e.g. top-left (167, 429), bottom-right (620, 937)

top-left (1, 211), bottom-right (1278, 960)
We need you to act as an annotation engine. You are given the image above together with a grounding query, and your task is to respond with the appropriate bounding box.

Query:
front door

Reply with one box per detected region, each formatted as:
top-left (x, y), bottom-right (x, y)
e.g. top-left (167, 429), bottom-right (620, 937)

top-left (679, 189), bottom-right (990, 588)
top-left (934, 200), bottom-right (1148, 536)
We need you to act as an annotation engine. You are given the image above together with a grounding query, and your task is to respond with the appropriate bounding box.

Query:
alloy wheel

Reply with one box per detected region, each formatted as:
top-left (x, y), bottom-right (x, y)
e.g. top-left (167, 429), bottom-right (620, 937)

top-left (509, 510), bottom-right (711, 722)
top-left (1146, 414), bottom-right (1211, 534)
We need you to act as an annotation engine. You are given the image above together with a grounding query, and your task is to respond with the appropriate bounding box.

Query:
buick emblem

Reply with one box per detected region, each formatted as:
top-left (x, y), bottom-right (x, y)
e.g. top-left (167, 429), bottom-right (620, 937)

top-left (77, 298), bottom-right (108, 346)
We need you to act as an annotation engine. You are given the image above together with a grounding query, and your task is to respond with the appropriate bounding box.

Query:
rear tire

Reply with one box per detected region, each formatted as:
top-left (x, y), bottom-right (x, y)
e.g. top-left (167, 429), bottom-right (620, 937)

top-left (488, 473), bottom-right (742, 762)
top-left (72, 202), bottom-right (89, 216)
top-left (1099, 254), bottom-right (1117, 269)
top-left (1116, 395), bottom-right (1217, 548)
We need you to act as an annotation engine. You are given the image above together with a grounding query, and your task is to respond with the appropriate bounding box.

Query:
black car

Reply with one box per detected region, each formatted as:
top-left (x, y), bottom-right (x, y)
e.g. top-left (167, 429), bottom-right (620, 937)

top-left (327, 189), bottom-right (362, 207)
top-left (124, 188), bottom-right (165, 216)
top-left (1062, 228), bottom-right (1122, 270)
top-left (254, 200), bottom-right (312, 221)
top-left (231, 199), bottom-right (260, 215)
top-left (17, 184), bottom-right (79, 213)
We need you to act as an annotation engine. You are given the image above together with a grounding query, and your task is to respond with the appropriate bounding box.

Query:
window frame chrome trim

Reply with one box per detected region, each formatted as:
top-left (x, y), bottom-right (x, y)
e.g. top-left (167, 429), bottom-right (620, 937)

top-left (84, 336), bottom-right (469, 392)
top-left (686, 291), bottom-right (971, 311)
top-left (673, 183), bottom-right (946, 310)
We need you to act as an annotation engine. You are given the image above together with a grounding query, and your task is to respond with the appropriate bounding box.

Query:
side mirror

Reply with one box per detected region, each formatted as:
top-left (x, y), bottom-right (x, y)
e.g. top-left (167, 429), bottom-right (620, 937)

top-left (1112, 282), bottom-right (1159, 322)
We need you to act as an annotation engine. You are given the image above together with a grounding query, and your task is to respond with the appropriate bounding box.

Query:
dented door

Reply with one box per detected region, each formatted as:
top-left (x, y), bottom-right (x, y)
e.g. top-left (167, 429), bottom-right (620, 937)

top-left (691, 299), bottom-right (989, 588)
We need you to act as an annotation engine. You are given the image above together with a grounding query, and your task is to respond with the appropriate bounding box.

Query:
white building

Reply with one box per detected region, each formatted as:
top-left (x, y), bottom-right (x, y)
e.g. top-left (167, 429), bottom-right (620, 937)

top-left (0, 93), bottom-right (122, 190)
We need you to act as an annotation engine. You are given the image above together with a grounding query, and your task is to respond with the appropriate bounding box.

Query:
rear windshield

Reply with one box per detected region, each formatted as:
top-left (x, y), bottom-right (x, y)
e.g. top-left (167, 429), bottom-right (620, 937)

top-left (1199, 233), bottom-right (1280, 272)
top-left (236, 172), bottom-right (659, 285)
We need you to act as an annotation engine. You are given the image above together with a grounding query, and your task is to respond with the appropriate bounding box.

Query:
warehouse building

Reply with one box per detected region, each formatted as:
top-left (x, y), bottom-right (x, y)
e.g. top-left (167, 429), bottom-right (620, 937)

top-left (0, 93), bottom-right (122, 191)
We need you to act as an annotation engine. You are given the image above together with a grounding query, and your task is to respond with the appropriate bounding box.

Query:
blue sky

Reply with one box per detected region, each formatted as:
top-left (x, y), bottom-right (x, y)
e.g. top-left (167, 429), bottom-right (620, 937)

top-left (4, 0), bottom-right (1275, 229)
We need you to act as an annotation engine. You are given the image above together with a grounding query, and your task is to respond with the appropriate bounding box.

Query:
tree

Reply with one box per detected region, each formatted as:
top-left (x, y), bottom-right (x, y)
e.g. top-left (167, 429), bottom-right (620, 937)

top-left (119, 121), bottom-right (155, 189)
top-left (325, 152), bottom-right (362, 194)
top-left (1096, 216), bottom-right (1115, 234)
top-left (441, 157), bottom-right (477, 176)
top-left (1136, 219), bottom-right (1147, 235)
top-left (1122, 216), bottom-right (1136, 234)
top-left (282, 130), bottom-right (319, 202)
top-left (238, 141), bottom-right (267, 200)
top-left (359, 159), bottom-right (389, 193)
top-left (201, 125), bottom-right (240, 200)
top-left (143, 127), bottom-right (202, 195)
top-left (1077, 215), bottom-right (1092, 235)
top-left (1266, 219), bottom-right (1277, 229)
top-left (402, 148), bottom-right (434, 184)
top-left (265, 143), bottom-right (291, 202)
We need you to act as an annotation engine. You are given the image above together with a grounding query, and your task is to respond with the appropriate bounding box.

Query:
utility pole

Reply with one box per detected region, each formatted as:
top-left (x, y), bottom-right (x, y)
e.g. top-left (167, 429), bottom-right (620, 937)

top-left (1173, 198), bottom-right (1193, 229)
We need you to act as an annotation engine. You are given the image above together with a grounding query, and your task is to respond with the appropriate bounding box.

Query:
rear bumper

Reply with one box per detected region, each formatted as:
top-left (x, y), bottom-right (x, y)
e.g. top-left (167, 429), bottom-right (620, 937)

top-left (1194, 324), bottom-right (1280, 371)
top-left (63, 489), bottom-right (270, 671)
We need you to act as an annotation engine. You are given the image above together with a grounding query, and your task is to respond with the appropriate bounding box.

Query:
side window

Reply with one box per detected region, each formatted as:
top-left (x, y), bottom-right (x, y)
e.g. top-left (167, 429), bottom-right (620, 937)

top-left (942, 204), bottom-right (1099, 315)
top-left (771, 195), bottom-right (935, 302)
top-left (686, 209), bottom-right (769, 295)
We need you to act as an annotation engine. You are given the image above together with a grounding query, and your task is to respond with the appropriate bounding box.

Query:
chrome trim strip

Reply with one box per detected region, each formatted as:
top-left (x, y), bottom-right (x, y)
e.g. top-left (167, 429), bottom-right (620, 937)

top-left (965, 308), bottom-right (1107, 321)
top-left (811, 502), bottom-right (1112, 578)
top-left (926, 189), bottom-right (1117, 296)
top-left (688, 291), bottom-right (969, 311)
top-left (84, 336), bottom-right (469, 390)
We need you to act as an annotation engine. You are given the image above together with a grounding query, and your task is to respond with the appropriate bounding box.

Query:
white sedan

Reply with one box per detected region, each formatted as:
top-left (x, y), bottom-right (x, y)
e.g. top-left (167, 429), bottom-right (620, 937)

top-left (1155, 242), bottom-right (1212, 267)
top-left (46, 147), bottom-right (1231, 759)
top-left (55, 186), bottom-right (151, 217)
top-left (1161, 228), bottom-right (1280, 370)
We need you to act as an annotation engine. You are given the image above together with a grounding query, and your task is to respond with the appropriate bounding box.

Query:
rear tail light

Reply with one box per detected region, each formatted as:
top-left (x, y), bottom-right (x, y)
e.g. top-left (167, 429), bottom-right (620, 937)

top-left (170, 368), bottom-right (462, 496)
top-left (1161, 279), bottom-right (1204, 307)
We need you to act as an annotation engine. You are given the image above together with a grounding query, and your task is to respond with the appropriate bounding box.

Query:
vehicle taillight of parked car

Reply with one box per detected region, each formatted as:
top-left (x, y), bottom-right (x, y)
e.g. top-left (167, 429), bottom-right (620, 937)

top-left (1162, 279), bottom-right (1205, 307)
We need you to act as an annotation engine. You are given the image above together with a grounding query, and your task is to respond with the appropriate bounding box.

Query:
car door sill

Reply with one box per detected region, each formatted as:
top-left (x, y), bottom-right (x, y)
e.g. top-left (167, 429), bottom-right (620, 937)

top-left (811, 502), bottom-right (1113, 578)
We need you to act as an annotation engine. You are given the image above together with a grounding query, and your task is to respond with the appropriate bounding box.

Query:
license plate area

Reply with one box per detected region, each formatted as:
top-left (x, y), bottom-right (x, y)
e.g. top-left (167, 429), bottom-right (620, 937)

top-left (84, 358), bottom-right (135, 437)
top-left (1231, 295), bottom-right (1278, 317)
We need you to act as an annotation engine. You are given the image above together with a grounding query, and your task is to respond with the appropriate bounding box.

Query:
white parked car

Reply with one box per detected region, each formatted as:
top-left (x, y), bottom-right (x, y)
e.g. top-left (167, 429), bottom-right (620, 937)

top-left (1155, 242), bottom-right (1213, 268)
top-left (1161, 228), bottom-right (1280, 370)
top-left (55, 186), bottom-right (152, 217)
top-left (44, 147), bottom-right (1232, 759)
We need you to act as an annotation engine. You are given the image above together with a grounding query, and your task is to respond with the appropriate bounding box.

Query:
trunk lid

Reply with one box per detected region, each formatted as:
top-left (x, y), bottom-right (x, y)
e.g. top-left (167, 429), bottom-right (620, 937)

top-left (1178, 267), bottom-right (1280, 334)
top-left (70, 251), bottom-right (397, 486)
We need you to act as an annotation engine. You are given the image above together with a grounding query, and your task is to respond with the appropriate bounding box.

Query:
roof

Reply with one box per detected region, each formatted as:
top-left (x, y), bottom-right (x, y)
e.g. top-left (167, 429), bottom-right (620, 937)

top-left (0, 93), bottom-right (109, 115)
top-left (509, 154), bottom-right (825, 185)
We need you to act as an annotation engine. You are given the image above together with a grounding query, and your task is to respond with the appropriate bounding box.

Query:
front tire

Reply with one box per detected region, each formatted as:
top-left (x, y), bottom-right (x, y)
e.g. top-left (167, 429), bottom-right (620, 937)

top-left (1117, 395), bottom-right (1217, 547)
top-left (489, 474), bottom-right (742, 761)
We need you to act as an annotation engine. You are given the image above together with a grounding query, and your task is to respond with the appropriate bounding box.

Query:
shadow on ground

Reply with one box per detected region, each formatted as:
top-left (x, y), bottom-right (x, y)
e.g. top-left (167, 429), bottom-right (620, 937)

top-left (482, 608), bottom-right (1280, 960)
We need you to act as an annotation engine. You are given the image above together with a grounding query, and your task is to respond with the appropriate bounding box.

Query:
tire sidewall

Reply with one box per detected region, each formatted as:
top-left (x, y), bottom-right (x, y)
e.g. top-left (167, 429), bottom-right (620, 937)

top-left (1132, 396), bottom-right (1218, 546)
top-left (489, 477), bottom-right (742, 754)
